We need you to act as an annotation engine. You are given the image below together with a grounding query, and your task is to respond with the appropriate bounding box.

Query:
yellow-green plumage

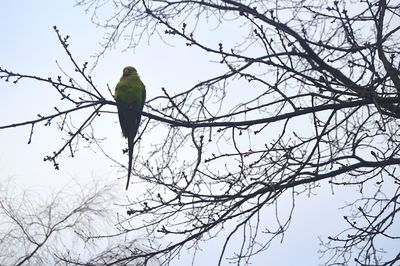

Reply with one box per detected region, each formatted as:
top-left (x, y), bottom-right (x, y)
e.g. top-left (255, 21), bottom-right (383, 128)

top-left (115, 66), bottom-right (146, 190)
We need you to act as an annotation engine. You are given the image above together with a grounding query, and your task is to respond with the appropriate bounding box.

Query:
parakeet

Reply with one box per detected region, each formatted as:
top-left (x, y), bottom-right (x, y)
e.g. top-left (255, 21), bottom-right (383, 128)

top-left (115, 66), bottom-right (146, 190)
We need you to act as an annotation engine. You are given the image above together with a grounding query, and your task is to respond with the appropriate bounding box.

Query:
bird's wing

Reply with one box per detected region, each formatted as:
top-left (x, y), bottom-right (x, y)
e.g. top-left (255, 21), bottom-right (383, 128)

top-left (141, 84), bottom-right (146, 110)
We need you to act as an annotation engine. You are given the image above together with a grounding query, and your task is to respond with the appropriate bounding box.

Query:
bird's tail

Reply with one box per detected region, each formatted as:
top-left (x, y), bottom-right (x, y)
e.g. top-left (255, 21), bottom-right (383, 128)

top-left (126, 133), bottom-right (134, 190)
top-left (126, 117), bottom-right (140, 190)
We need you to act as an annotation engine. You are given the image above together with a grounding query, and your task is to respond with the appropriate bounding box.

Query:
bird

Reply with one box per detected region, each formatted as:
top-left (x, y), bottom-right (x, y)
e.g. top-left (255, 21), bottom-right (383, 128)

top-left (115, 66), bottom-right (146, 190)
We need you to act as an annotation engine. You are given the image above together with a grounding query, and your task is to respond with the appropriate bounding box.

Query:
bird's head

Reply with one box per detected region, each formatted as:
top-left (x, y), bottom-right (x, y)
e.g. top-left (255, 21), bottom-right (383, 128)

top-left (122, 66), bottom-right (137, 77)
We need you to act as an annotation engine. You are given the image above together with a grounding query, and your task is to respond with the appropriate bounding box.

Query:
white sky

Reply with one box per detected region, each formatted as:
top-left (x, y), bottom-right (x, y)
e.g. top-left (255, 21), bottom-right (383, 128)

top-left (0, 1), bottom-right (397, 265)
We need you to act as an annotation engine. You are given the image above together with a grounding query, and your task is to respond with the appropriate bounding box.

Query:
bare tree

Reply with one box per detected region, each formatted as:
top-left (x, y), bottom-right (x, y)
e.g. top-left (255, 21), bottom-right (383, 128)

top-left (1, 0), bottom-right (399, 265)
top-left (0, 179), bottom-right (159, 265)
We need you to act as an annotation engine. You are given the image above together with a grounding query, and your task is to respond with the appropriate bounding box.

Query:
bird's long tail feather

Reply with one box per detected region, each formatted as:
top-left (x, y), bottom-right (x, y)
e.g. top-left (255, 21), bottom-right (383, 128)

top-left (126, 133), bottom-right (134, 190)
top-left (126, 116), bottom-right (140, 190)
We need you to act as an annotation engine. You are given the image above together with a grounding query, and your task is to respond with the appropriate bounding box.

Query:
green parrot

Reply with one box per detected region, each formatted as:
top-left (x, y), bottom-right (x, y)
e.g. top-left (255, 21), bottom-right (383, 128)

top-left (115, 66), bottom-right (146, 190)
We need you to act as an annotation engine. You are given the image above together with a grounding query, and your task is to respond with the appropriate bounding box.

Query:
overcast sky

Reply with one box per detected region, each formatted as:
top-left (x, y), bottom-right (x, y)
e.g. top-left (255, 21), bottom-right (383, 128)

top-left (0, 1), bottom-right (397, 265)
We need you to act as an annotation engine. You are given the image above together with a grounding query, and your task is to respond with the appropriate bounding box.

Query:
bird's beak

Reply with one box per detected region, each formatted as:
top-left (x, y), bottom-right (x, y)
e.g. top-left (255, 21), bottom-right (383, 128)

top-left (123, 69), bottom-right (129, 77)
